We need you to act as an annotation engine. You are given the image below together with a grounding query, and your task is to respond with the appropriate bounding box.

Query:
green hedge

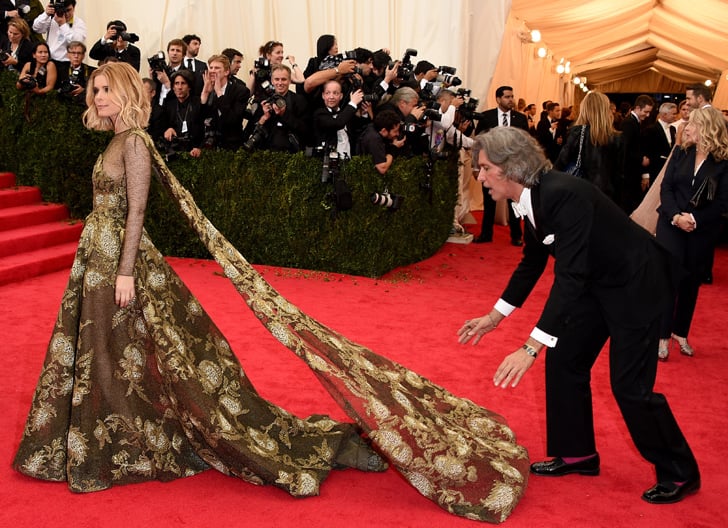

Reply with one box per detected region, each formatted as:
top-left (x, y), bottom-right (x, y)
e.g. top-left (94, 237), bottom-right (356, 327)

top-left (0, 72), bottom-right (459, 277)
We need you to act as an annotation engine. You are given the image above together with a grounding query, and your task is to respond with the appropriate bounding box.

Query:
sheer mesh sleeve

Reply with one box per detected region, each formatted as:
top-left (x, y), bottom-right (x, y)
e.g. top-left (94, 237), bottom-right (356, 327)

top-left (118, 131), bottom-right (151, 276)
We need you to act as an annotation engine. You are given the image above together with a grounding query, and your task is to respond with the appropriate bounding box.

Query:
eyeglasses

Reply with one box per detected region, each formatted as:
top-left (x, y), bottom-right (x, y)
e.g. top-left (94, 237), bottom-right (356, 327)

top-left (67, 51), bottom-right (84, 55)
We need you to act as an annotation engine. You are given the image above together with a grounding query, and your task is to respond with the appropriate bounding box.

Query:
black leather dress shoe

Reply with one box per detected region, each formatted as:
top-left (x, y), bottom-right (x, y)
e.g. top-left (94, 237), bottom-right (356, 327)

top-left (642, 478), bottom-right (700, 504)
top-left (472, 236), bottom-right (492, 244)
top-left (530, 455), bottom-right (600, 477)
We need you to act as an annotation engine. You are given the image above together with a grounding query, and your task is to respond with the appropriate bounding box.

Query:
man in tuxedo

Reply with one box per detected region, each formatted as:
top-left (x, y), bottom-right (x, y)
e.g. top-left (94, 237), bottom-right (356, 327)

top-left (200, 53), bottom-right (250, 150)
top-left (536, 101), bottom-right (566, 163)
top-left (182, 33), bottom-right (207, 96)
top-left (88, 20), bottom-right (140, 71)
top-left (643, 102), bottom-right (677, 184)
top-left (458, 127), bottom-right (700, 505)
top-left (620, 94), bottom-right (654, 213)
top-left (473, 85), bottom-right (529, 245)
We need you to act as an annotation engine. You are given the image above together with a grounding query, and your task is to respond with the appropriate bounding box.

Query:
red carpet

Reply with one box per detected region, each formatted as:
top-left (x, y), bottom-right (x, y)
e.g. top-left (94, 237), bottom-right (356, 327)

top-left (1, 224), bottom-right (726, 527)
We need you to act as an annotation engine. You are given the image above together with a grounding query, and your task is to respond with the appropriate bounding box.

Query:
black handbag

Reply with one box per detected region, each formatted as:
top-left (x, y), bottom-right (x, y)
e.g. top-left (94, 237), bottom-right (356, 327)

top-left (565, 125), bottom-right (586, 178)
top-left (688, 174), bottom-right (717, 209)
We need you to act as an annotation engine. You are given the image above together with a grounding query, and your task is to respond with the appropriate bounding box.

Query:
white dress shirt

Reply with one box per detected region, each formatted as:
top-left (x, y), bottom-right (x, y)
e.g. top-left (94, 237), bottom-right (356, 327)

top-left (33, 12), bottom-right (87, 62)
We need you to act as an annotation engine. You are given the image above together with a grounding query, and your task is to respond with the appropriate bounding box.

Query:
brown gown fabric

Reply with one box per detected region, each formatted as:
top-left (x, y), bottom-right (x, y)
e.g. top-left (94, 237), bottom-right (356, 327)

top-left (14, 129), bottom-right (529, 523)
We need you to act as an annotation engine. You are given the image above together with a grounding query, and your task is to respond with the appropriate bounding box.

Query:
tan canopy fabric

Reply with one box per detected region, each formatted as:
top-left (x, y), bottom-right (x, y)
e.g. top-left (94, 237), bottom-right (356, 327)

top-left (508, 0), bottom-right (728, 101)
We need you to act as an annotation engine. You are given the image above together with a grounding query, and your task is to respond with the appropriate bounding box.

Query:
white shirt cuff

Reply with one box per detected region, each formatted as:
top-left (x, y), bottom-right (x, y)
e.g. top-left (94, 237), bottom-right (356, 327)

top-left (494, 298), bottom-right (516, 317)
top-left (531, 327), bottom-right (558, 347)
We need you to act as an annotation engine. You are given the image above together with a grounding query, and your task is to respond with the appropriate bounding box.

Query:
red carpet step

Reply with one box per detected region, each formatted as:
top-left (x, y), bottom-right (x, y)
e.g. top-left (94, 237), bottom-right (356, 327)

top-left (0, 172), bottom-right (81, 285)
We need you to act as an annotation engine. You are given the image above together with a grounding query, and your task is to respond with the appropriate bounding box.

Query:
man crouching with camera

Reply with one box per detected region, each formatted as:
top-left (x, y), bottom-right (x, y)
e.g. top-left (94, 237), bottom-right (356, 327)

top-left (244, 64), bottom-right (308, 152)
top-left (56, 40), bottom-right (94, 104)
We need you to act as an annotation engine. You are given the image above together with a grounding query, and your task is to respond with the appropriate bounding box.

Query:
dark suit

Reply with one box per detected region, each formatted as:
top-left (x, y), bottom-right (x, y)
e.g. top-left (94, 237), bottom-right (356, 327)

top-left (536, 116), bottom-right (566, 162)
top-left (89, 40), bottom-right (141, 71)
top-left (656, 147), bottom-right (728, 338)
top-left (643, 120), bottom-right (675, 183)
top-left (312, 103), bottom-right (357, 150)
top-left (182, 57), bottom-right (207, 97)
top-left (0, 36), bottom-right (33, 73)
top-left (474, 109), bottom-right (529, 242)
top-left (204, 79), bottom-right (251, 150)
top-left (502, 171), bottom-right (699, 483)
top-left (620, 112), bottom-right (647, 213)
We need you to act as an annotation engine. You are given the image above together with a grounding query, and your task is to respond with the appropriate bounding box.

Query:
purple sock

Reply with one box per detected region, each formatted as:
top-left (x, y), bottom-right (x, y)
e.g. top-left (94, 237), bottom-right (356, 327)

top-left (562, 454), bottom-right (597, 464)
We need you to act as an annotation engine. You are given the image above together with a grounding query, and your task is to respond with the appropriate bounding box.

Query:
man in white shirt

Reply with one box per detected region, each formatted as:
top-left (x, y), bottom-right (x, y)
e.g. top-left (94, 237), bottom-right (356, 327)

top-left (32, 0), bottom-right (86, 65)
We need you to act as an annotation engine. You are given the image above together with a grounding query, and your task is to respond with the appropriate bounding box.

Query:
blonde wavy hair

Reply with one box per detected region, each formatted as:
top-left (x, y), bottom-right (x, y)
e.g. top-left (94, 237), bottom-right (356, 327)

top-left (574, 90), bottom-right (619, 147)
top-left (83, 62), bottom-right (150, 131)
top-left (685, 106), bottom-right (728, 161)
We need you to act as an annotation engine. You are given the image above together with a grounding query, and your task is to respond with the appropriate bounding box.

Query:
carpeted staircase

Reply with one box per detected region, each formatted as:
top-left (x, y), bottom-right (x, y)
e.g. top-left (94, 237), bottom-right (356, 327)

top-left (0, 172), bottom-right (82, 286)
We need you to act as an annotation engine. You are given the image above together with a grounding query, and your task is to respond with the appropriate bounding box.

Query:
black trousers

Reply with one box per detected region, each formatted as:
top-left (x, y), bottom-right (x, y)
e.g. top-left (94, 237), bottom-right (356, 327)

top-left (544, 294), bottom-right (699, 483)
top-left (479, 187), bottom-right (523, 242)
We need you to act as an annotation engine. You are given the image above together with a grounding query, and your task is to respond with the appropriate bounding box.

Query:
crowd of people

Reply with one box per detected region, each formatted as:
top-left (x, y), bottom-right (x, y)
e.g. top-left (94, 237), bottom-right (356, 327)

top-left (1, 3), bottom-right (476, 172)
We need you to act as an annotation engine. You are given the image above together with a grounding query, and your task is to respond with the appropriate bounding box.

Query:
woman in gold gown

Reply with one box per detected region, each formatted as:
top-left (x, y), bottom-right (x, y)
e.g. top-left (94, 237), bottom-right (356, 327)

top-left (13, 62), bottom-right (529, 523)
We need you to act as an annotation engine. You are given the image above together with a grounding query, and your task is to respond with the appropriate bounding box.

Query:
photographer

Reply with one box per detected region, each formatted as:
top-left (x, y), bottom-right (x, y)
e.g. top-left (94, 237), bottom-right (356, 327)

top-left (246, 40), bottom-right (303, 99)
top-left (56, 40), bottom-right (93, 104)
top-left (149, 38), bottom-right (186, 107)
top-left (157, 69), bottom-right (205, 159)
top-left (15, 39), bottom-right (55, 94)
top-left (312, 79), bottom-right (363, 158)
top-left (1, 16), bottom-right (33, 72)
top-left (200, 53), bottom-right (249, 150)
top-left (31, 0), bottom-right (85, 66)
top-left (357, 109), bottom-right (404, 175)
top-left (244, 64), bottom-right (308, 153)
top-left (89, 19), bottom-right (140, 71)
top-left (302, 34), bottom-right (358, 98)
top-left (377, 86), bottom-right (426, 156)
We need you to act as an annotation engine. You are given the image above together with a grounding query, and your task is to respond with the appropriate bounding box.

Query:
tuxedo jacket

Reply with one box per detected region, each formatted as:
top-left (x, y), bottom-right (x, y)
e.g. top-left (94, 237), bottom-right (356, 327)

top-left (501, 171), bottom-right (673, 338)
top-left (182, 58), bottom-right (207, 97)
top-left (643, 121), bottom-right (674, 181)
top-left (89, 41), bottom-right (141, 71)
top-left (474, 108), bottom-right (529, 135)
top-left (536, 116), bottom-right (566, 162)
top-left (312, 104), bottom-right (357, 148)
top-left (205, 79), bottom-right (251, 149)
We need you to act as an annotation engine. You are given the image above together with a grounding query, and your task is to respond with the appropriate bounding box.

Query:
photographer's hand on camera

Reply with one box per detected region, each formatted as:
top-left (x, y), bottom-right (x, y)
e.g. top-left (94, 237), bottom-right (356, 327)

top-left (349, 88), bottom-right (364, 107)
top-left (383, 61), bottom-right (400, 85)
top-left (410, 105), bottom-right (425, 121)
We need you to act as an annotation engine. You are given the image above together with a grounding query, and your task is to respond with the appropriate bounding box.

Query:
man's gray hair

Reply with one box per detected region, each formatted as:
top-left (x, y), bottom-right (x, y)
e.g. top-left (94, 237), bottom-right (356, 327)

top-left (473, 127), bottom-right (551, 187)
top-left (390, 86), bottom-right (419, 106)
top-left (659, 102), bottom-right (677, 115)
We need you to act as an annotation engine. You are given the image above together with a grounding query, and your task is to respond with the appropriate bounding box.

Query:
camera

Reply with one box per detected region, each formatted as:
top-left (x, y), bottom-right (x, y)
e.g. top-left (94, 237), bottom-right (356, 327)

top-left (264, 93), bottom-right (286, 111)
top-left (242, 124), bottom-right (269, 151)
top-left (48, 1), bottom-right (68, 16)
top-left (158, 134), bottom-right (191, 162)
top-left (147, 51), bottom-right (171, 77)
top-left (0, 50), bottom-right (9, 62)
top-left (388, 48), bottom-right (417, 80)
top-left (306, 143), bottom-right (341, 183)
top-left (110, 25), bottom-right (140, 44)
top-left (456, 91), bottom-right (487, 121)
top-left (362, 92), bottom-right (381, 103)
top-left (57, 67), bottom-right (82, 95)
top-left (319, 50), bottom-right (357, 71)
top-left (371, 191), bottom-right (404, 211)
top-left (254, 57), bottom-right (272, 82)
top-left (435, 66), bottom-right (462, 87)
top-left (18, 75), bottom-right (38, 90)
